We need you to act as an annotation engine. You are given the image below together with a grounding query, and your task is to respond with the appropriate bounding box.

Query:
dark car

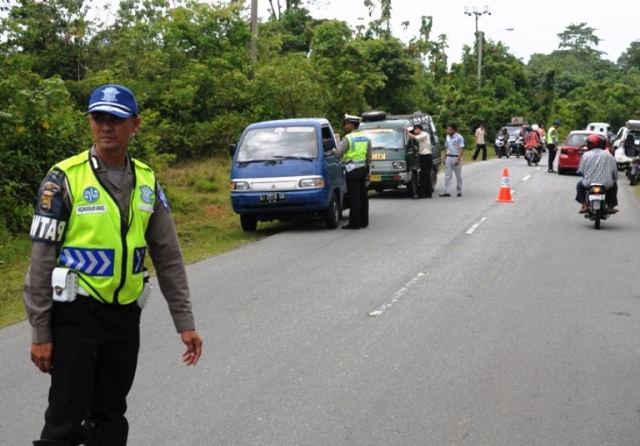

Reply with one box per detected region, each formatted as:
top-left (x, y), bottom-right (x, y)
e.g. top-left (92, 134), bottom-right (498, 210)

top-left (503, 122), bottom-right (529, 156)
top-left (558, 131), bottom-right (612, 175)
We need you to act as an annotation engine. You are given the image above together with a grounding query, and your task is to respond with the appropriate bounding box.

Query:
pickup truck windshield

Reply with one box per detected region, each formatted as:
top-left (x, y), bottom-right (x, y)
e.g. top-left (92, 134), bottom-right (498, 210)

top-left (237, 126), bottom-right (319, 162)
top-left (361, 128), bottom-right (404, 149)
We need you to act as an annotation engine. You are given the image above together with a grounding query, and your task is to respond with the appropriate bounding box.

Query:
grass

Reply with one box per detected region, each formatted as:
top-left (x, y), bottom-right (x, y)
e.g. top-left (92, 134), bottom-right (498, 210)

top-left (0, 157), bottom-right (283, 329)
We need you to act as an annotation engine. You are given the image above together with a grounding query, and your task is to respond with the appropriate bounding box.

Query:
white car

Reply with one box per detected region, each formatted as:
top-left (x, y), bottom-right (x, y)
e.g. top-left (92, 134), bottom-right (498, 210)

top-left (614, 121), bottom-right (640, 170)
top-left (585, 122), bottom-right (610, 134)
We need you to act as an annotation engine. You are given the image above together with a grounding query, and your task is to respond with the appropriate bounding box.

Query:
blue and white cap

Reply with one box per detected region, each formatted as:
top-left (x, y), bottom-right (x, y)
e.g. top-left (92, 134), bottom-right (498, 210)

top-left (85, 85), bottom-right (139, 118)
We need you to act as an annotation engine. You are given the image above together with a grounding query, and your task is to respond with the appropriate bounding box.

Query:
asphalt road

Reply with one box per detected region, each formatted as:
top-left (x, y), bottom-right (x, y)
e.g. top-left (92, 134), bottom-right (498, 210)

top-left (3, 153), bottom-right (640, 445)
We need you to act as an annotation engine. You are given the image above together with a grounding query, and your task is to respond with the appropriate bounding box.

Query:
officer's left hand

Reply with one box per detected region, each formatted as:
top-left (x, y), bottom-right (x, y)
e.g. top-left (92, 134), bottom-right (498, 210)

top-left (180, 330), bottom-right (203, 366)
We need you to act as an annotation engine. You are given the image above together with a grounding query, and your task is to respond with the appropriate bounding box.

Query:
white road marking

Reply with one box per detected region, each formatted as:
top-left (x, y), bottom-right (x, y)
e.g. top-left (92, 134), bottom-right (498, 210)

top-left (466, 217), bottom-right (488, 235)
top-left (522, 174), bottom-right (532, 182)
top-left (369, 271), bottom-right (427, 317)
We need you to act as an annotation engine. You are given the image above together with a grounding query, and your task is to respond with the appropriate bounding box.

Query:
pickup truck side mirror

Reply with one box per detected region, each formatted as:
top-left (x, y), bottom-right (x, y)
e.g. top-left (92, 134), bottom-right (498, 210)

top-left (229, 143), bottom-right (237, 157)
top-left (323, 138), bottom-right (336, 152)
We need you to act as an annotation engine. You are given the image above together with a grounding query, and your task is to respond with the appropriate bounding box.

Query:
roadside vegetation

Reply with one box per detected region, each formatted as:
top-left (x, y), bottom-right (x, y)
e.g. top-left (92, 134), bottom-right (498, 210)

top-left (1, 0), bottom-right (640, 328)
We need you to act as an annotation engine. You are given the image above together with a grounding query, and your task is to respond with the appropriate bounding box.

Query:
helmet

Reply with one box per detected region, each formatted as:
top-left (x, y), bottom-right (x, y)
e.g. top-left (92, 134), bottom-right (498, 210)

top-left (532, 124), bottom-right (539, 131)
top-left (526, 125), bottom-right (533, 131)
top-left (553, 119), bottom-right (561, 126)
top-left (586, 133), bottom-right (606, 150)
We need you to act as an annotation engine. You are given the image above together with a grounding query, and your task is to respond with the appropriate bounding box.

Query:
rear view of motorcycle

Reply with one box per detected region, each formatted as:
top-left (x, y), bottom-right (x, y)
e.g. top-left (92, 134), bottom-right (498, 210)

top-left (525, 146), bottom-right (540, 166)
top-left (584, 183), bottom-right (612, 229)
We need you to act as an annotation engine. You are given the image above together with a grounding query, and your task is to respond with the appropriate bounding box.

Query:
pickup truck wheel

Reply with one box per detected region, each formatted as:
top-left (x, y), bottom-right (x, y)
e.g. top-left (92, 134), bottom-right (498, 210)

top-left (324, 193), bottom-right (340, 229)
top-left (431, 168), bottom-right (438, 190)
top-left (240, 214), bottom-right (258, 232)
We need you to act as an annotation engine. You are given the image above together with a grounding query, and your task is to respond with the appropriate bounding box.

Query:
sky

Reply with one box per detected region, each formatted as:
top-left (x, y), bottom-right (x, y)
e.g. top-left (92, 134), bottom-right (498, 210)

top-left (88, 0), bottom-right (640, 65)
top-left (251, 0), bottom-right (640, 65)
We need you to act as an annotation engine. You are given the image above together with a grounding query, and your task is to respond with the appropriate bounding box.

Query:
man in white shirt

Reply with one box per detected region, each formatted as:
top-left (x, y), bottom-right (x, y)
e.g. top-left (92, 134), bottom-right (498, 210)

top-left (472, 123), bottom-right (487, 161)
top-left (440, 122), bottom-right (465, 197)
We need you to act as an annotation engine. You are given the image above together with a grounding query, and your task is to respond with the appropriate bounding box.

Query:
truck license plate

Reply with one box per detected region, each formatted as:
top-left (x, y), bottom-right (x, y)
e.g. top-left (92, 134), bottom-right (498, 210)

top-left (259, 193), bottom-right (286, 203)
top-left (369, 174), bottom-right (381, 182)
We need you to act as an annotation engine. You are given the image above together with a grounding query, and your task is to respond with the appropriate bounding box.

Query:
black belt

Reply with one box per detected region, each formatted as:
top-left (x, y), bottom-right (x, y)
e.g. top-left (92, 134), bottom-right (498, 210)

top-left (447, 154), bottom-right (458, 157)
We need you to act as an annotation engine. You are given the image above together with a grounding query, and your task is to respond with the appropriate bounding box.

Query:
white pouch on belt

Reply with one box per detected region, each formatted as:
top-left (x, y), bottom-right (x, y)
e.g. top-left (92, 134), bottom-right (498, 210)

top-left (51, 267), bottom-right (78, 302)
top-left (136, 269), bottom-right (152, 309)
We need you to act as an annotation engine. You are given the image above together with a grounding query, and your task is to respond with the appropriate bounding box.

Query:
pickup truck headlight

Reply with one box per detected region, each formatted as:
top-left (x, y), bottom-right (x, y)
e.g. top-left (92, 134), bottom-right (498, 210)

top-left (298, 177), bottom-right (325, 188)
top-left (232, 181), bottom-right (250, 191)
top-left (392, 161), bottom-right (406, 170)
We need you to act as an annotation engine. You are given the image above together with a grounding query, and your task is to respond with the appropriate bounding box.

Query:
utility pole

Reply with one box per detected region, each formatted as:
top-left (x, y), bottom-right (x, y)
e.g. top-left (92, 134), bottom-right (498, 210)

top-left (250, 0), bottom-right (258, 62)
top-left (464, 5), bottom-right (491, 89)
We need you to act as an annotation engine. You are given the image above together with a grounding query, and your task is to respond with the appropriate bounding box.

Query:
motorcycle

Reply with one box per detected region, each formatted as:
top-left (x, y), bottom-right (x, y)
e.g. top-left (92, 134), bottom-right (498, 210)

top-left (511, 136), bottom-right (523, 158)
top-left (584, 183), bottom-right (613, 229)
top-left (524, 145), bottom-right (541, 166)
top-left (495, 134), bottom-right (510, 158)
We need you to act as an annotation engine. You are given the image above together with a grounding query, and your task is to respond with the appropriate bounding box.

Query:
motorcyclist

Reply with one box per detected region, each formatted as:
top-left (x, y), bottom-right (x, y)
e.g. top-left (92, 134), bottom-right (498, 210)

top-left (495, 127), bottom-right (510, 157)
top-left (524, 124), bottom-right (541, 158)
top-left (576, 133), bottom-right (618, 214)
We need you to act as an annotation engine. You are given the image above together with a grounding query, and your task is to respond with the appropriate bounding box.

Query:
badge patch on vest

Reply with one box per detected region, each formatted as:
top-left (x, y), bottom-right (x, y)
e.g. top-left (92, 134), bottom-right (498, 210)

top-left (133, 247), bottom-right (146, 274)
top-left (83, 186), bottom-right (100, 203)
top-left (139, 185), bottom-right (155, 204)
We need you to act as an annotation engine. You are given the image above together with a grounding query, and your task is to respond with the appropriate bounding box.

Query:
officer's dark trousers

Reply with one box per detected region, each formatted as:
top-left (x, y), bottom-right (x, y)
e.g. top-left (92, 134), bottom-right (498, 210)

top-left (40, 295), bottom-right (141, 446)
top-left (418, 154), bottom-right (433, 198)
top-left (346, 167), bottom-right (368, 228)
top-left (547, 144), bottom-right (556, 170)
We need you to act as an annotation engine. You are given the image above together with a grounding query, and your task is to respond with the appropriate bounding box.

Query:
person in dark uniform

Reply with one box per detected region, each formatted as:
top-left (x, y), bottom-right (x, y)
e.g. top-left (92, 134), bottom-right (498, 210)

top-left (332, 114), bottom-right (372, 229)
top-left (23, 84), bottom-right (203, 446)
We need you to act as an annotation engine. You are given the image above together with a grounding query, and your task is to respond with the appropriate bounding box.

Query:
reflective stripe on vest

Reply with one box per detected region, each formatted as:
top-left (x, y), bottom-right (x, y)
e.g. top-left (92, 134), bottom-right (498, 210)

top-left (344, 131), bottom-right (369, 162)
top-left (55, 151), bottom-right (156, 304)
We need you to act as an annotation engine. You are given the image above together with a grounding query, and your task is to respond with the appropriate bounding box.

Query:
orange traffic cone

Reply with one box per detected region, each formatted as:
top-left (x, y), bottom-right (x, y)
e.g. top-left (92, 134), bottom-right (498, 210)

top-left (496, 167), bottom-right (514, 202)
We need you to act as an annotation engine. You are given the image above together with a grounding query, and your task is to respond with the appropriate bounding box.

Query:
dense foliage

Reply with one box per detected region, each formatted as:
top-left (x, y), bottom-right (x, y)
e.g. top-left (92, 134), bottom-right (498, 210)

top-left (1, 0), bottom-right (640, 234)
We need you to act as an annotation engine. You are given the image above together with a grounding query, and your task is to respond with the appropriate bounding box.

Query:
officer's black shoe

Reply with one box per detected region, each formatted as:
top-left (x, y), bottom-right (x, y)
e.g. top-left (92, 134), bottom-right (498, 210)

top-left (412, 194), bottom-right (419, 199)
top-left (457, 193), bottom-right (462, 197)
top-left (439, 193), bottom-right (450, 197)
top-left (342, 225), bottom-right (360, 230)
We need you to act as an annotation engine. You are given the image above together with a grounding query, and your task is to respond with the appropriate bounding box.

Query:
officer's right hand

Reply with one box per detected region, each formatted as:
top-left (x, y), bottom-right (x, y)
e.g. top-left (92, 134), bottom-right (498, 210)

top-left (180, 330), bottom-right (203, 366)
top-left (31, 342), bottom-right (53, 374)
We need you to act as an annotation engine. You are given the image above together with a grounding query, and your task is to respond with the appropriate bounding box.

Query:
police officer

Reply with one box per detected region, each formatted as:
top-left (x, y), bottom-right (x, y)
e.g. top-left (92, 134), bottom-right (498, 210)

top-left (332, 114), bottom-right (372, 229)
top-left (24, 84), bottom-right (203, 446)
top-left (547, 119), bottom-right (561, 172)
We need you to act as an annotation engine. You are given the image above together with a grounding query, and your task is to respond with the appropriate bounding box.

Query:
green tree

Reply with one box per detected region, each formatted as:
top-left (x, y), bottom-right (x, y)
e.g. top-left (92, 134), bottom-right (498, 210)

top-left (557, 22), bottom-right (605, 59)
top-left (0, 0), bottom-right (91, 80)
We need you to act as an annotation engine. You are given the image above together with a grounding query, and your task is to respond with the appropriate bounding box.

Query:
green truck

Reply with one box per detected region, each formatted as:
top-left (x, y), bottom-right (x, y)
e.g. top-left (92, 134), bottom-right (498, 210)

top-left (359, 111), bottom-right (442, 197)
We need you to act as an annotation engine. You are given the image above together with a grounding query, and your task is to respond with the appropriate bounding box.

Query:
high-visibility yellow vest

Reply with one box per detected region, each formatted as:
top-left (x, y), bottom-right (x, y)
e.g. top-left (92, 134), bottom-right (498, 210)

top-left (343, 131), bottom-right (369, 162)
top-left (55, 151), bottom-right (156, 304)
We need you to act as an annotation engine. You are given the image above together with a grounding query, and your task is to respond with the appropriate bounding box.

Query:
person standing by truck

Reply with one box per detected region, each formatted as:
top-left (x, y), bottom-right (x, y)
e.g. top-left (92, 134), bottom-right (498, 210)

top-left (332, 114), bottom-right (372, 229)
top-left (440, 122), bottom-right (465, 197)
top-left (405, 124), bottom-right (432, 198)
